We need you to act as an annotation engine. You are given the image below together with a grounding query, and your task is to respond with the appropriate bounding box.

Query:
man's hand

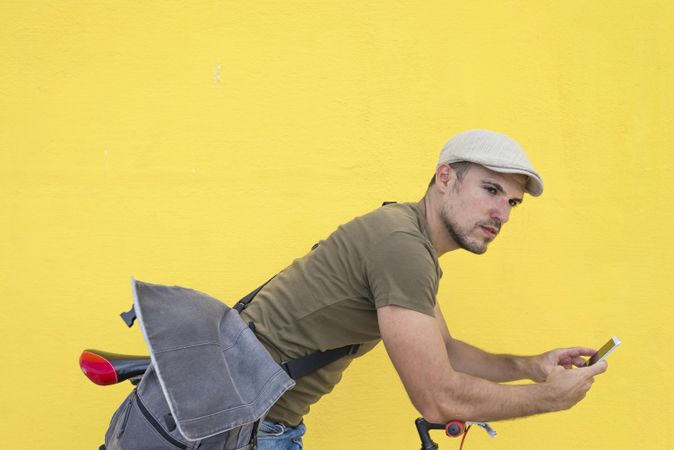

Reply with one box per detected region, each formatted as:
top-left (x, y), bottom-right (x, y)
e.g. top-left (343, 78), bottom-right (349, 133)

top-left (543, 361), bottom-right (608, 412)
top-left (527, 347), bottom-right (597, 383)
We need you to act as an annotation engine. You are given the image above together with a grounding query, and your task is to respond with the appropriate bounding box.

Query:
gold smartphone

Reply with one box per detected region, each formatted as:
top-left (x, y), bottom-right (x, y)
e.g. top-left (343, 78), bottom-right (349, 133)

top-left (586, 336), bottom-right (621, 366)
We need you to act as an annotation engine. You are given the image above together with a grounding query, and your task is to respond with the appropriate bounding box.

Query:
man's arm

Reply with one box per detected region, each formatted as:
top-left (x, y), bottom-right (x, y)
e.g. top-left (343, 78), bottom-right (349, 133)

top-left (378, 305), bottom-right (607, 423)
top-left (433, 304), bottom-right (597, 383)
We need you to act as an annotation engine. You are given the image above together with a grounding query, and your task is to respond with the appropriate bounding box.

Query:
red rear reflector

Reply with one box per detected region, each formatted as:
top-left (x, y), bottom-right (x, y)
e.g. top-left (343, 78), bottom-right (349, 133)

top-left (80, 351), bottom-right (118, 385)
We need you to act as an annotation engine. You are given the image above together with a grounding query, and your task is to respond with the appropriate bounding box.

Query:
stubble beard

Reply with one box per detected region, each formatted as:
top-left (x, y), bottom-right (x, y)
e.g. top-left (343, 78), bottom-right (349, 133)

top-left (440, 205), bottom-right (488, 255)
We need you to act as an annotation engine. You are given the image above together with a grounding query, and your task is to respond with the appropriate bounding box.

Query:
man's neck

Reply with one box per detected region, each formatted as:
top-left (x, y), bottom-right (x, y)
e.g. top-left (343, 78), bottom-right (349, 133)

top-left (417, 195), bottom-right (460, 257)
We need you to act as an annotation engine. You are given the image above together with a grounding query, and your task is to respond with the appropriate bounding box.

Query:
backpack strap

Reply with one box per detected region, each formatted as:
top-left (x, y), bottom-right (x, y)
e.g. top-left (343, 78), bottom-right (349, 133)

top-left (233, 276), bottom-right (275, 313)
top-left (233, 270), bottom-right (361, 379)
top-left (233, 239), bottom-right (324, 313)
top-left (280, 344), bottom-right (360, 379)
top-left (233, 241), bottom-right (361, 379)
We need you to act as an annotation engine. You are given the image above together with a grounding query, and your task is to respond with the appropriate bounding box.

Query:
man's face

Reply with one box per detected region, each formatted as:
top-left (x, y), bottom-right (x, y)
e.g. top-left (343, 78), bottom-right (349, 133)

top-left (439, 164), bottom-right (527, 254)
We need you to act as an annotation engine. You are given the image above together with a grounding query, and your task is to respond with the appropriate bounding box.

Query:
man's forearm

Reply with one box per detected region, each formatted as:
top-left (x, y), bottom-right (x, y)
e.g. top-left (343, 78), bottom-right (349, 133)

top-left (446, 338), bottom-right (534, 383)
top-left (427, 370), bottom-right (553, 423)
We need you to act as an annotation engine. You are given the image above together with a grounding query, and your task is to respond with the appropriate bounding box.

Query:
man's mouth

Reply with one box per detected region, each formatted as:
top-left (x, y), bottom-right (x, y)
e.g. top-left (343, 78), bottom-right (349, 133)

top-left (480, 226), bottom-right (498, 238)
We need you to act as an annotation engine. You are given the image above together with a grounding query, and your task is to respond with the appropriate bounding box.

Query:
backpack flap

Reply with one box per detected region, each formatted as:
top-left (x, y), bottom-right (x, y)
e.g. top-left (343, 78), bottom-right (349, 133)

top-left (130, 277), bottom-right (295, 442)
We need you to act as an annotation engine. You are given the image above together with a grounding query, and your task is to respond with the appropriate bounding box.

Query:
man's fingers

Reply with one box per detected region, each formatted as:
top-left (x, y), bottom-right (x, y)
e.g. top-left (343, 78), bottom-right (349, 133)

top-left (567, 347), bottom-right (597, 357)
top-left (584, 360), bottom-right (608, 376)
top-left (572, 357), bottom-right (587, 367)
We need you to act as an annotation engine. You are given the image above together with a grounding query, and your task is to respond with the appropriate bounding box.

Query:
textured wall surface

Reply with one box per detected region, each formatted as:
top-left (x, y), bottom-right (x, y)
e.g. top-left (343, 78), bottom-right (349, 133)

top-left (2, 1), bottom-right (673, 448)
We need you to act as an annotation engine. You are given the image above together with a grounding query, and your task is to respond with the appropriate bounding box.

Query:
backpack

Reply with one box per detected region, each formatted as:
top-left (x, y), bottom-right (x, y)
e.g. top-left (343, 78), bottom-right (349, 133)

top-left (101, 277), bottom-right (359, 449)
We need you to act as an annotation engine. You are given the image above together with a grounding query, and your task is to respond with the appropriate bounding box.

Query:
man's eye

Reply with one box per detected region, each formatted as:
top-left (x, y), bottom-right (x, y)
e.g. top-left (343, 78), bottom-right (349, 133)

top-left (485, 187), bottom-right (497, 195)
top-left (509, 199), bottom-right (518, 207)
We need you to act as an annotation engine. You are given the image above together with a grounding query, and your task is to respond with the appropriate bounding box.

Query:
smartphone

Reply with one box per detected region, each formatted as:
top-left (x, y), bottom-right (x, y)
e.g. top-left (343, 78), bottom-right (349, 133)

top-left (585, 336), bottom-right (621, 366)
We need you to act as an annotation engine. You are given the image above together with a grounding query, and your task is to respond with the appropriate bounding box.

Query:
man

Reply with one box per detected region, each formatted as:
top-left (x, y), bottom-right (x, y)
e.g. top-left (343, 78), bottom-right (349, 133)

top-left (241, 129), bottom-right (608, 449)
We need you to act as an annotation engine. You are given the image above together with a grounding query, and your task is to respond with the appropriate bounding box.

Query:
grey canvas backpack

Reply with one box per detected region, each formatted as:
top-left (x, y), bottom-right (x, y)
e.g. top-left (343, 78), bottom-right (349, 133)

top-left (102, 278), bottom-right (295, 449)
top-left (101, 276), bottom-right (360, 449)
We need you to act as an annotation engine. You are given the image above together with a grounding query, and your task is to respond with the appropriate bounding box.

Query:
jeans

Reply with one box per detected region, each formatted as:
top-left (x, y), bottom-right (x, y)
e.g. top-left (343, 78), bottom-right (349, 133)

top-left (254, 420), bottom-right (306, 450)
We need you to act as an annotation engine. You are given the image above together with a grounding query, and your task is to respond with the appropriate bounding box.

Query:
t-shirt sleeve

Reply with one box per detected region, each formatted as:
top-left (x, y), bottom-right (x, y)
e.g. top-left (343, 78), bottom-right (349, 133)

top-left (364, 231), bottom-right (438, 317)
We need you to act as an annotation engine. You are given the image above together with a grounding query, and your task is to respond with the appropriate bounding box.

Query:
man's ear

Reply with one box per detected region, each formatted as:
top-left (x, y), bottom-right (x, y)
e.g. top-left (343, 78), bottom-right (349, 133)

top-left (435, 164), bottom-right (458, 192)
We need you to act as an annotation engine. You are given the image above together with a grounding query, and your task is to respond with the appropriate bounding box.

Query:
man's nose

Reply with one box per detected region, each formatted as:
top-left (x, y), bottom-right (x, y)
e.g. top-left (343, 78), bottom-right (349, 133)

top-left (491, 199), bottom-right (511, 224)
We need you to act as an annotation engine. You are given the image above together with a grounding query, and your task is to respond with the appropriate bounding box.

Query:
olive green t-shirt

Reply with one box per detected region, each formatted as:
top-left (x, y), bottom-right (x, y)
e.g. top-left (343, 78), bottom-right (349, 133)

top-left (240, 202), bottom-right (442, 426)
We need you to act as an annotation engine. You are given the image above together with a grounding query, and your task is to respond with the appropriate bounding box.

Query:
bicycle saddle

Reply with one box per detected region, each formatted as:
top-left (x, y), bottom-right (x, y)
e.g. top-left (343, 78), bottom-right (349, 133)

top-left (79, 349), bottom-right (150, 386)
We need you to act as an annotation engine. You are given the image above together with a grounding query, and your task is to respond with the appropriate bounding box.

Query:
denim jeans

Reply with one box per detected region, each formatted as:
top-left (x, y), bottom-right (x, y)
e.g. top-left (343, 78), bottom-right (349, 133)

top-left (254, 420), bottom-right (306, 450)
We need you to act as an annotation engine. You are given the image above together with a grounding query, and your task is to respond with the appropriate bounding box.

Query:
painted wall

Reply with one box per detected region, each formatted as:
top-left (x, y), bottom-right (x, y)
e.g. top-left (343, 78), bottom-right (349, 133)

top-left (2, 1), bottom-right (672, 448)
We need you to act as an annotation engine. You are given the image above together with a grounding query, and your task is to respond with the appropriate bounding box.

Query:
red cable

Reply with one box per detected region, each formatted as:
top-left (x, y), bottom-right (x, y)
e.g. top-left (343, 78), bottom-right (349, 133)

top-left (458, 424), bottom-right (472, 450)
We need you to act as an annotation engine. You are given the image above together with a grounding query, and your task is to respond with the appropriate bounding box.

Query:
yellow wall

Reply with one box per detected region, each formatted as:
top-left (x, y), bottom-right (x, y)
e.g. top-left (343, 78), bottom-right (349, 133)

top-left (2, 1), bottom-right (672, 448)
